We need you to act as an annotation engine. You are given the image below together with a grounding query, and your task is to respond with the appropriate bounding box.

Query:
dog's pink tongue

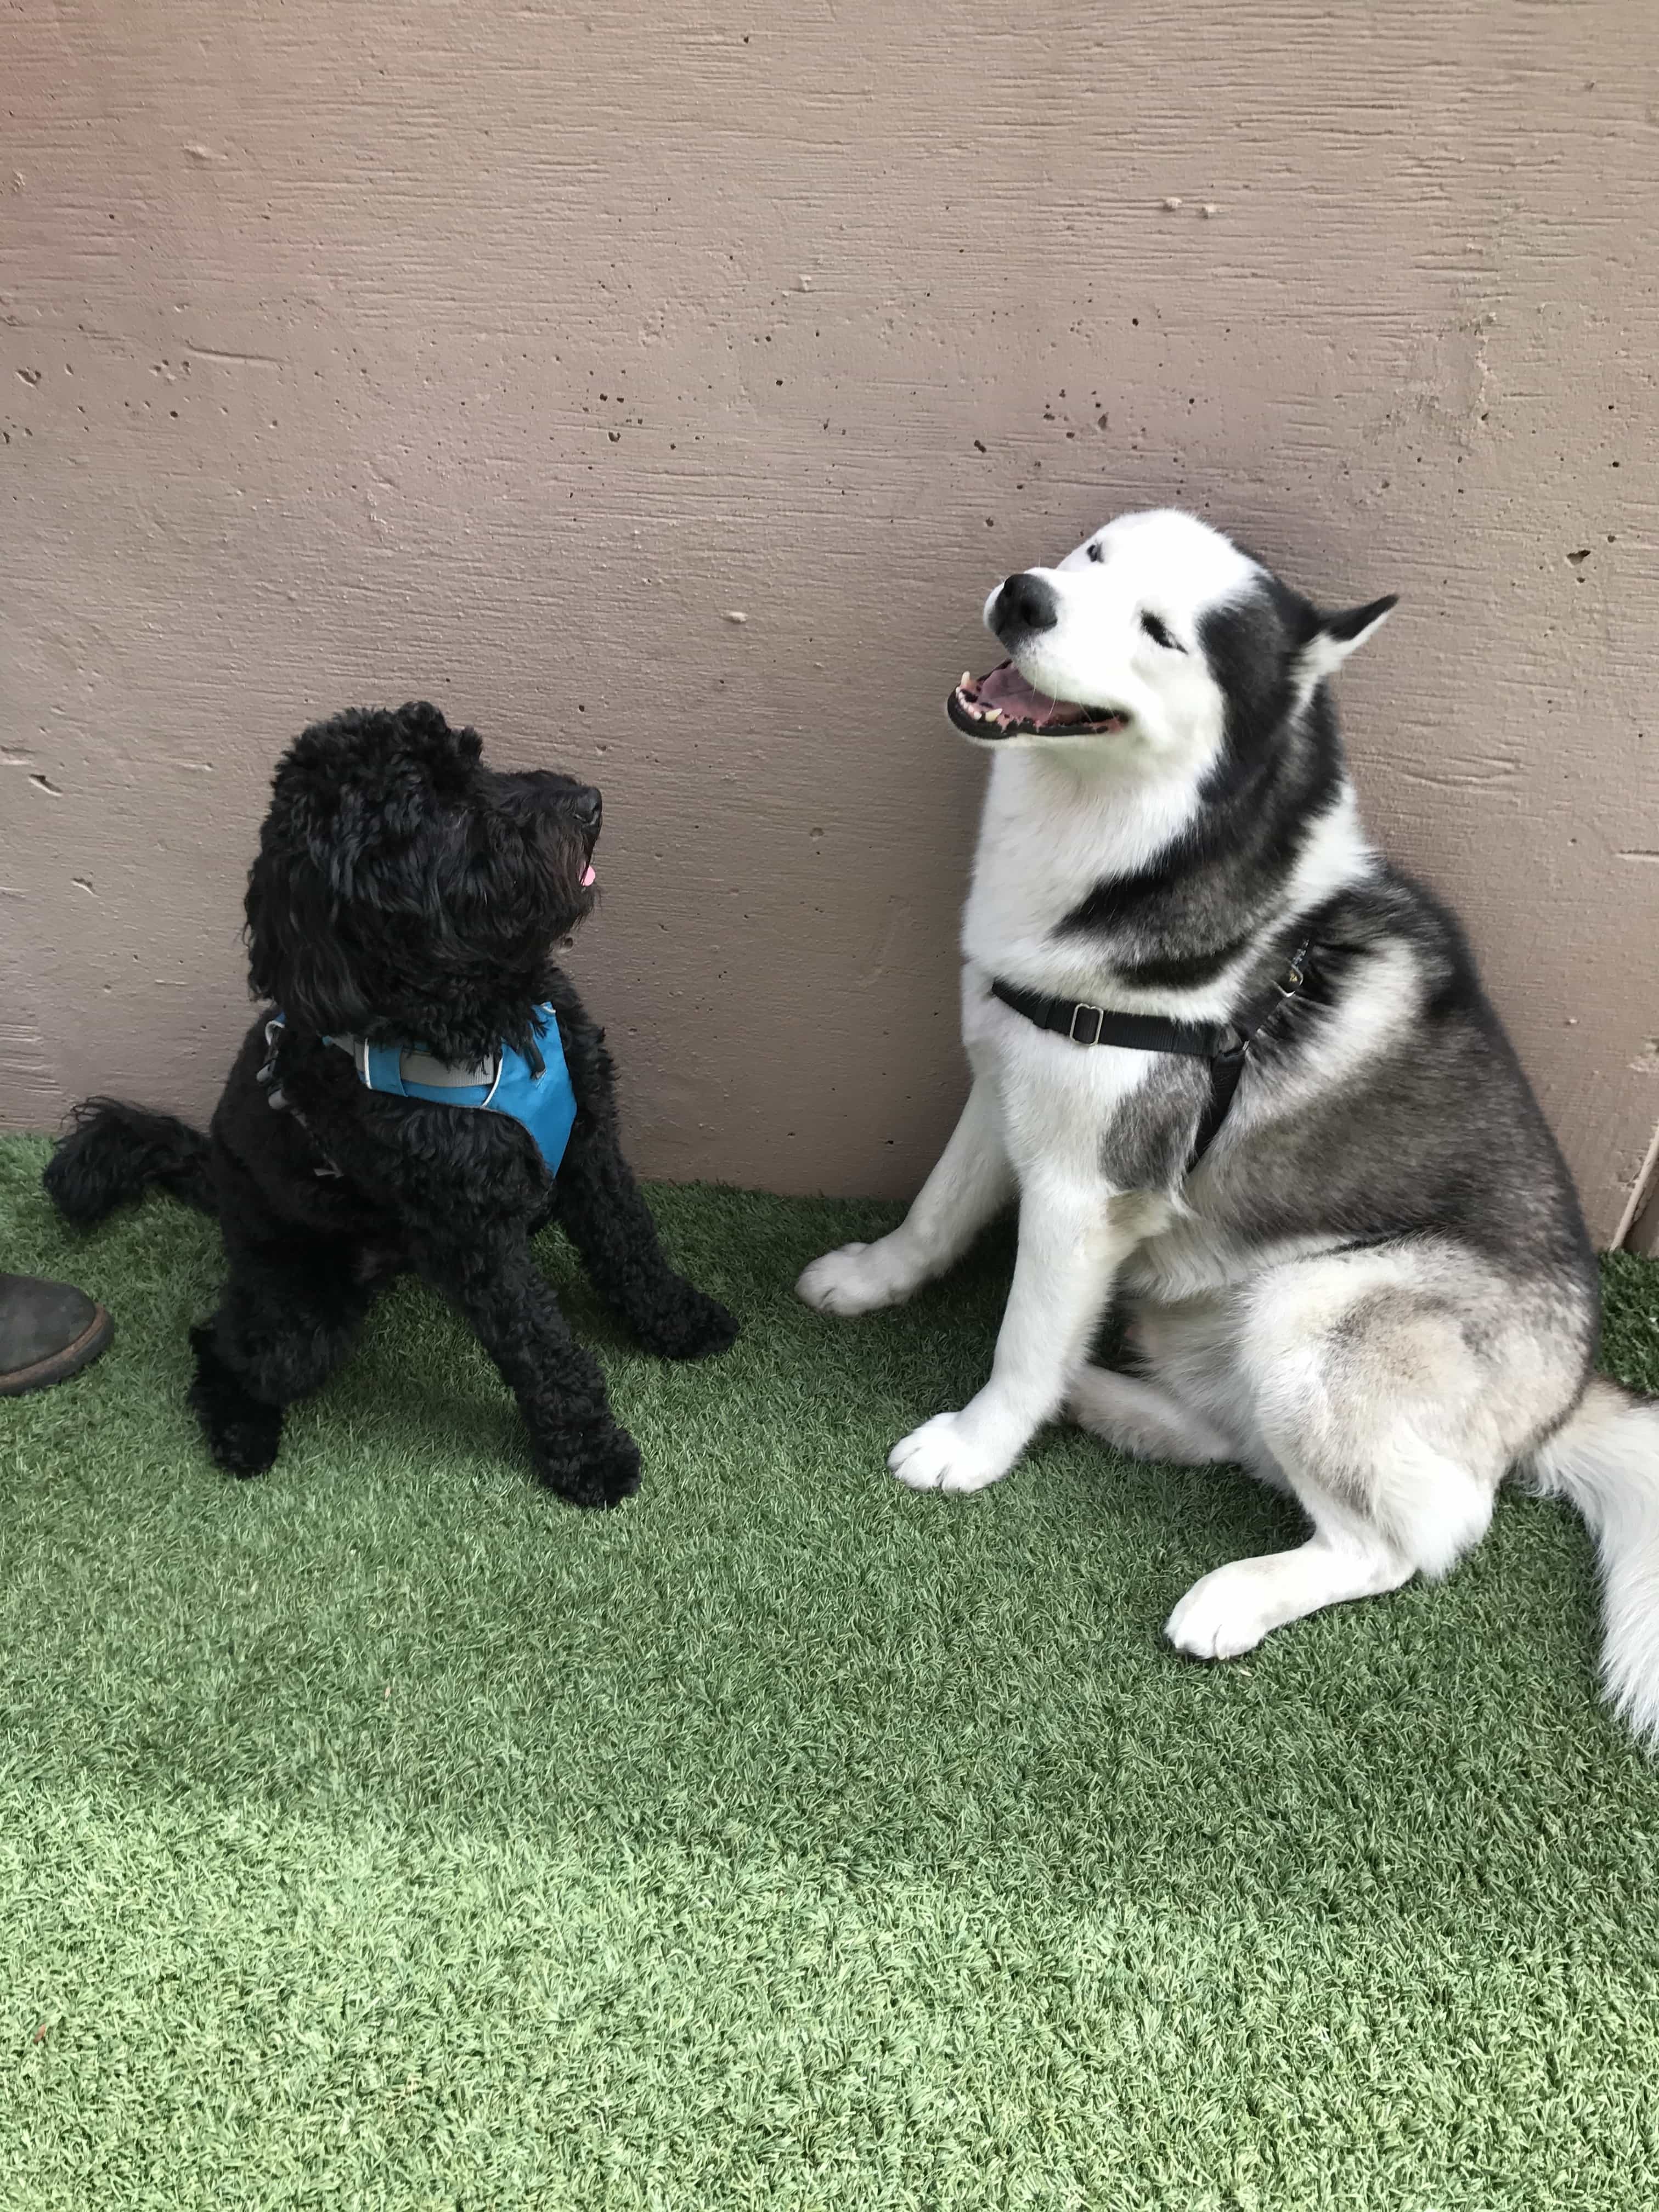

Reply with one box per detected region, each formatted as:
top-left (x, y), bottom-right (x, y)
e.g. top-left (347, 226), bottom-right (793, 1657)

top-left (581, 863), bottom-right (596, 888)
top-left (972, 662), bottom-right (1091, 728)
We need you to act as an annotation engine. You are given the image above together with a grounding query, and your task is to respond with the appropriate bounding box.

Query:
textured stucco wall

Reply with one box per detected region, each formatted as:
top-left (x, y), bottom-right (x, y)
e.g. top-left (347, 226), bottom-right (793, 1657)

top-left (2, 1), bottom-right (1655, 1240)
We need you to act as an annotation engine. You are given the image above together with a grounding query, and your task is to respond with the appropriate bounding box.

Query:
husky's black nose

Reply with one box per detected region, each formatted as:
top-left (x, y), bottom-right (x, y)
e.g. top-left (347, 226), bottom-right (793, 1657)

top-left (571, 786), bottom-right (602, 836)
top-left (991, 572), bottom-right (1059, 646)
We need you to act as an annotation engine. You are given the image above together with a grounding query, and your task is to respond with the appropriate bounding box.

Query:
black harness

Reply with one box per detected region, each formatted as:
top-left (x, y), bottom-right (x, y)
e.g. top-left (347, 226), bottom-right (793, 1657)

top-left (991, 939), bottom-right (1315, 1174)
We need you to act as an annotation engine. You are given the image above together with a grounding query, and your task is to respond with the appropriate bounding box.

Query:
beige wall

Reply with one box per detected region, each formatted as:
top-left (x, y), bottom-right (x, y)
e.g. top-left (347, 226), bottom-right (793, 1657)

top-left (3, 1), bottom-right (1656, 1242)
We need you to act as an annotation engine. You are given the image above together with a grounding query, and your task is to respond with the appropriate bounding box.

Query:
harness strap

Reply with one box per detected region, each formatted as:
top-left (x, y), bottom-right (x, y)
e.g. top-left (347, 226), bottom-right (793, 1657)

top-left (256, 1016), bottom-right (344, 1178)
top-left (261, 1006), bottom-right (575, 1179)
top-left (990, 940), bottom-right (1315, 1174)
top-left (331, 1034), bottom-right (501, 1108)
top-left (988, 983), bottom-right (1228, 1058)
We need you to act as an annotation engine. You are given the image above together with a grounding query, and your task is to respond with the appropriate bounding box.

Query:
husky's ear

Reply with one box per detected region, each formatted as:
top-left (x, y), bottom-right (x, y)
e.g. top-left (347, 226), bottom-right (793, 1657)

top-left (1296, 594), bottom-right (1398, 692)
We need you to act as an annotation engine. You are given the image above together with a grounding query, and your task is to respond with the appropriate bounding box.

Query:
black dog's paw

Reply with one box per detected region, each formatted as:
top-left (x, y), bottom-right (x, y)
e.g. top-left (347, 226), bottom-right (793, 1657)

top-left (634, 1283), bottom-right (741, 1363)
top-left (535, 1418), bottom-right (643, 1509)
top-left (188, 1324), bottom-right (284, 1477)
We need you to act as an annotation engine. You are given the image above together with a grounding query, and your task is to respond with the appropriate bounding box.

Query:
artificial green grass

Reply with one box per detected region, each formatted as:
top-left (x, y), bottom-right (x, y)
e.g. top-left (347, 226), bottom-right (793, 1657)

top-left (4, 1131), bottom-right (1659, 2211)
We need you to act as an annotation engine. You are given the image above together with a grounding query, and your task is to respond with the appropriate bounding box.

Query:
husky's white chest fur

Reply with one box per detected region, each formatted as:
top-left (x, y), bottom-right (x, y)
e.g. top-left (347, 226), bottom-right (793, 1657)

top-left (962, 749), bottom-right (1204, 997)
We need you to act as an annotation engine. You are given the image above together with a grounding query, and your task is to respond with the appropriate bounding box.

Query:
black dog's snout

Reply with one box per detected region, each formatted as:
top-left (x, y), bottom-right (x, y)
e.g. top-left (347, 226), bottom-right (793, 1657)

top-left (572, 786), bottom-right (602, 836)
top-left (991, 572), bottom-right (1059, 645)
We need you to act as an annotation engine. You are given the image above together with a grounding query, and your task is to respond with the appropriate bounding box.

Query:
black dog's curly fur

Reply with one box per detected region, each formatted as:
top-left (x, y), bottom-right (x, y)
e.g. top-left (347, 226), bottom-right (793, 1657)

top-left (45, 702), bottom-right (737, 1504)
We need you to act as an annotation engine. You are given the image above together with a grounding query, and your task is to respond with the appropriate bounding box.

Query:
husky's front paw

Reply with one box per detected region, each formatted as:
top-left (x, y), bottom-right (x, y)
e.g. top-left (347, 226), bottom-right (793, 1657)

top-left (888, 1410), bottom-right (1015, 1496)
top-left (795, 1239), bottom-right (915, 1318)
top-left (1165, 1561), bottom-right (1274, 1660)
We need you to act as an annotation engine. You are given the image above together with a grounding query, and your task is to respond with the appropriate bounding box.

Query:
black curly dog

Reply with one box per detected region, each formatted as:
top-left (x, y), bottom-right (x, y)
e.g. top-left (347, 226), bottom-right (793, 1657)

top-left (44, 702), bottom-right (737, 1504)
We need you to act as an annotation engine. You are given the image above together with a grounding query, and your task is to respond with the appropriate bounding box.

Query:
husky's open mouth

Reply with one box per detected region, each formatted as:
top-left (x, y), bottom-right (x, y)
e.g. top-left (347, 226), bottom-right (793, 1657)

top-left (947, 662), bottom-right (1129, 739)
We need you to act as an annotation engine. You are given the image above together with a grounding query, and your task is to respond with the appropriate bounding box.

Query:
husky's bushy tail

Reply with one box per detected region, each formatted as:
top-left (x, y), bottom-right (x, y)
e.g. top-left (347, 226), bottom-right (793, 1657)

top-left (43, 1099), bottom-right (217, 1225)
top-left (1528, 1378), bottom-right (1659, 1747)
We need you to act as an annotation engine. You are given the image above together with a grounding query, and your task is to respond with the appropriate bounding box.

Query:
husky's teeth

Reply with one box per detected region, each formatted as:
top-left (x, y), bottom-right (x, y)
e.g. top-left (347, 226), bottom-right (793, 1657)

top-left (962, 671), bottom-right (972, 688)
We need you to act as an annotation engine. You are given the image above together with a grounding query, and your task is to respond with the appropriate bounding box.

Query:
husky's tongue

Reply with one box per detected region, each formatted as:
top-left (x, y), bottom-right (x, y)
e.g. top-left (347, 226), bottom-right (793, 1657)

top-left (968, 662), bottom-right (1093, 729)
top-left (580, 862), bottom-right (596, 888)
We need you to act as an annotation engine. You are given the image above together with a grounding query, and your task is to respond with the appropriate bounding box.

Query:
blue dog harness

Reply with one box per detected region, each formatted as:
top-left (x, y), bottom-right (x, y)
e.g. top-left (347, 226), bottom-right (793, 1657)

top-left (261, 1002), bottom-right (578, 1177)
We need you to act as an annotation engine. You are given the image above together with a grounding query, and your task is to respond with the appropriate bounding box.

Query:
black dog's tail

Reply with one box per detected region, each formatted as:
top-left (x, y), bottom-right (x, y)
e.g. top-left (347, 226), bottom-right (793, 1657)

top-left (43, 1098), bottom-right (217, 1225)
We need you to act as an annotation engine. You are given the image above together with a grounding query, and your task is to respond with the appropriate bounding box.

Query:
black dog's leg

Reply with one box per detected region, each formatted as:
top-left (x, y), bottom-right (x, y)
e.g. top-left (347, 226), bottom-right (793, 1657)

top-left (554, 1119), bottom-right (739, 1361)
top-left (190, 1239), bottom-right (375, 1477)
top-left (420, 1231), bottom-right (642, 1508)
top-left (189, 1325), bottom-right (286, 1476)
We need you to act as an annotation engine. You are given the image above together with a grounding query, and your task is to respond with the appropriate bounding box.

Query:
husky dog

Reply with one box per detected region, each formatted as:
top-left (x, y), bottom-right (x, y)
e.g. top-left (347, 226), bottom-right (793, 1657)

top-left (798, 509), bottom-right (1659, 1743)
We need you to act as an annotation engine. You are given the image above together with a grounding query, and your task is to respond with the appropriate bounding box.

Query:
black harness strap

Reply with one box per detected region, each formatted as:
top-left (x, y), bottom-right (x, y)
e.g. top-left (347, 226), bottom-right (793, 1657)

top-left (256, 1018), bottom-right (345, 1180)
top-left (990, 940), bottom-right (1315, 1174)
top-left (986, 988), bottom-right (1230, 1058)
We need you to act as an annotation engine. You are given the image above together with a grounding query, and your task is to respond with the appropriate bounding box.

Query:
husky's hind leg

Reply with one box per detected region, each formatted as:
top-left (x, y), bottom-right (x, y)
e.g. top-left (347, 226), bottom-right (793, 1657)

top-left (1069, 1293), bottom-right (1249, 1470)
top-left (1165, 1467), bottom-right (1431, 1660)
top-left (1066, 1365), bottom-right (1237, 1465)
top-left (1162, 1249), bottom-right (1526, 1659)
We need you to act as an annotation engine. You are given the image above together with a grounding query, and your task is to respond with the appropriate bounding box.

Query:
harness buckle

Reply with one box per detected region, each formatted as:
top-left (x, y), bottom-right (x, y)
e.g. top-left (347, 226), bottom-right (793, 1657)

top-left (258, 1016), bottom-right (289, 1110)
top-left (1068, 1002), bottom-right (1105, 1046)
top-left (1276, 941), bottom-right (1313, 997)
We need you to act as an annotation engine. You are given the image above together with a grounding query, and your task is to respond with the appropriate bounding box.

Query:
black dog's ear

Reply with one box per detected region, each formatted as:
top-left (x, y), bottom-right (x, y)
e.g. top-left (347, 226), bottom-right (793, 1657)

top-left (244, 702), bottom-right (484, 1029)
top-left (386, 701), bottom-right (482, 797)
top-left (297, 703), bottom-right (482, 902)
top-left (245, 845), bottom-right (378, 1034)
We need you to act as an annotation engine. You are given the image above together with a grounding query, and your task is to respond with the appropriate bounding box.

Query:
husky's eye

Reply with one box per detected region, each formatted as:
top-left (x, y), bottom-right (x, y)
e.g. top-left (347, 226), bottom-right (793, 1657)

top-left (1086, 540), bottom-right (1104, 563)
top-left (1139, 611), bottom-right (1182, 651)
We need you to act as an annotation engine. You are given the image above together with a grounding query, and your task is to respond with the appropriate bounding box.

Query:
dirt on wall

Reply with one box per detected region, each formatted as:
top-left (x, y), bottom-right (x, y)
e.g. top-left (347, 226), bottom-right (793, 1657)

top-left (2, 1), bottom-right (1655, 1242)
